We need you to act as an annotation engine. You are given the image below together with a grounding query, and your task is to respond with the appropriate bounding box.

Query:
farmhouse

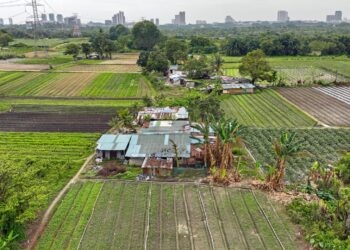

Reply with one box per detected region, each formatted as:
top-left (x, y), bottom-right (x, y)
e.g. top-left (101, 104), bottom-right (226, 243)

top-left (140, 120), bottom-right (191, 134)
top-left (222, 83), bottom-right (255, 94)
top-left (137, 107), bottom-right (189, 122)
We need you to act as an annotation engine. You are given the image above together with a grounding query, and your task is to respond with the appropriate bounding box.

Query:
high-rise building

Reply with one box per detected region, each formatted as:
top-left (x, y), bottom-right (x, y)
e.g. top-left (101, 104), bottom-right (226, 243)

top-left (327, 11), bottom-right (343, 23)
top-left (112, 11), bottom-right (126, 25)
top-left (172, 11), bottom-right (186, 25)
top-left (56, 14), bottom-right (63, 24)
top-left (49, 13), bottom-right (55, 22)
top-left (155, 18), bottom-right (160, 26)
top-left (196, 20), bottom-right (207, 25)
top-left (0, 18), bottom-right (4, 25)
top-left (277, 10), bottom-right (289, 22)
top-left (41, 14), bottom-right (47, 22)
top-left (8, 18), bottom-right (13, 25)
top-left (225, 16), bottom-right (235, 24)
top-left (105, 20), bottom-right (112, 26)
top-left (150, 18), bottom-right (155, 24)
top-left (335, 11), bottom-right (343, 21)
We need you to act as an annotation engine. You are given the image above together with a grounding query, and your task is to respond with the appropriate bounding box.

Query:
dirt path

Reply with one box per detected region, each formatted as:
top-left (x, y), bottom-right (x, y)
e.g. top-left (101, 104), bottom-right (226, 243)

top-left (25, 154), bottom-right (94, 250)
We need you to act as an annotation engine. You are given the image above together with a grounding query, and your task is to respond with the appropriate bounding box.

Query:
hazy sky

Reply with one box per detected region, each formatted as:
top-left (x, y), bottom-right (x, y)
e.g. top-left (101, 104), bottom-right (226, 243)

top-left (2, 0), bottom-right (350, 24)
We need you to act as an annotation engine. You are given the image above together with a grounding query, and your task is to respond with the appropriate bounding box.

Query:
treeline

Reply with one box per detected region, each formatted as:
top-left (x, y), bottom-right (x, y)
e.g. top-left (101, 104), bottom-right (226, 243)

top-left (222, 33), bottom-right (350, 56)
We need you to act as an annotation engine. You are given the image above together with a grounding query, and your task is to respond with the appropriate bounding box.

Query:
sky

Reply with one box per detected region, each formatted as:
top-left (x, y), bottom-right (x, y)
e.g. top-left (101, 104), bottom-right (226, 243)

top-left (1, 0), bottom-right (349, 24)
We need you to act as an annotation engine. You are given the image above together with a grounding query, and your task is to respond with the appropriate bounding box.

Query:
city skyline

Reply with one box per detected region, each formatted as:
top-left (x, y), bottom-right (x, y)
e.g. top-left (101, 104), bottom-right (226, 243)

top-left (0, 0), bottom-right (348, 24)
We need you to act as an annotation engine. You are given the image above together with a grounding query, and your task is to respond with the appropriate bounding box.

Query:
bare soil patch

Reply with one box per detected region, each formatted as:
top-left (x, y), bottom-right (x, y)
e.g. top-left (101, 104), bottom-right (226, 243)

top-left (0, 63), bottom-right (49, 71)
top-left (0, 112), bottom-right (112, 132)
top-left (277, 87), bottom-right (350, 126)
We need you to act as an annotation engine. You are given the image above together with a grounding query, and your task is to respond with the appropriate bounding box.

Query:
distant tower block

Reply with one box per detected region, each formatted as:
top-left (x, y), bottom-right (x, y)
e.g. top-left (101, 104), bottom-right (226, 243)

top-left (72, 14), bottom-right (81, 37)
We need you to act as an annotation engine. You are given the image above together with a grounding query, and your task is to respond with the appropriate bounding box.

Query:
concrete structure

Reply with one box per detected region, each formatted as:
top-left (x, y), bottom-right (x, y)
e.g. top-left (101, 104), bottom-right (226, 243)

top-left (0, 19), bottom-right (4, 25)
top-left (225, 16), bottom-right (235, 24)
top-left (277, 10), bottom-right (289, 22)
top-left (8, 18), bottom-right (13, 25)
top-left (222, 83), bottom-right (255, 94)
top-left (196, 20), bottom-right (207, 25)
top-left (327, 11), bottom-right (343, 23)
top-left (172, 11), bottom-right (186, 25)
top-left (142, 157), bottom-right (173, 177)
top-left (112, 11), bottom-right (126, 25)
top-left (156, 18), bottom-right (160, 26)
top-left (105, 20), bottom-right (112, 26)
top-left (41, 14), bottom-right (47, 22)
top-left (49, 13), bottom-right (55, 22)
top-left (56, 14), bottom-right (63, 24)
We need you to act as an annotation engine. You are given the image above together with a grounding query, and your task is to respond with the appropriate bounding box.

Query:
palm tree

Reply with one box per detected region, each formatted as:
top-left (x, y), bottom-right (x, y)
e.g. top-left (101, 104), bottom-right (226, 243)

top-left (211, 53), bottom-right (225, 76)
top-left (169, 139), bottom-right (180, 168)
top-left (191, 120), bottom-right (215, 170)
top-left (211, 118), bottom-right (245, 182)
top-left (267, 131), bottom-right (302, 190)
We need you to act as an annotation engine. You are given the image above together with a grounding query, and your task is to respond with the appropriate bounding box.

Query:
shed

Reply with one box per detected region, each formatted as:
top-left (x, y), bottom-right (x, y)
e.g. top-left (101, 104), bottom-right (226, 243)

top-left (96, 134), bottom-right (131, 160)
top-left (222, 83), bottom-right (255, 94)
top-left (126, 133), bottom-right (191, 166)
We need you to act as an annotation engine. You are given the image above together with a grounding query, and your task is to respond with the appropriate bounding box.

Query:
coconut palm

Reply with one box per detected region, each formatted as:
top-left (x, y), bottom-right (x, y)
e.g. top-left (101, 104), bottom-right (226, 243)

top-left (267, 131), bottom-right (302, 190)
top-left (211, 118), bottom-right (245, 182)
top-left (191, 120), bottom-right (215, 169)
top-left (211, 53), bottom-right (225, 76)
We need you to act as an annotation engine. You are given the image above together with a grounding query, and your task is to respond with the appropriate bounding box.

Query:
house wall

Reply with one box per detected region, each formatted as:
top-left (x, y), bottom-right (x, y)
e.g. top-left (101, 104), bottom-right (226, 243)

top-left (129, 158), bottom-right (145, 166)
top-left (223, 88), bottom-right (254, 94)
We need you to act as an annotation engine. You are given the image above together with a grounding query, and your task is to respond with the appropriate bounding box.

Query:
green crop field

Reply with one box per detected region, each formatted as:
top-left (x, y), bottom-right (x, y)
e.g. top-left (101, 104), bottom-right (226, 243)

top-left (37, 181), bottom-right (302, 250)
top-left (0, 97), bottom-right (138, 113)
top-left (80, 73), bottom-right (155, 98)
top-left (222, 56), bottom-right (350, 84)
top-left (221, 89), bottom-right (316, 128)
top-left (243, 128), bottom-right (350, 182)
top-left (0, 132), bottom-right (99, 196)
top-left (0, 72), bottom-right (154, 98)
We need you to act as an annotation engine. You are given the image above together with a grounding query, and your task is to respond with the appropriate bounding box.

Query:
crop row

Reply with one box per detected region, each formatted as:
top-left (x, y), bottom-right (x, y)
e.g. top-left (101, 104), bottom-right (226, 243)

top-left (37, 182), bottom-right (302, 249)
top-left (80, 73), bottom-right (155, 98)
top-left (0, 72), bottom-right (154, 98)
top-left (0, 132), bottom-right (99, 161)
top-left (243, 128), bottom-right (350, 182)
top-left (221, 89), bottom-right (316, 128)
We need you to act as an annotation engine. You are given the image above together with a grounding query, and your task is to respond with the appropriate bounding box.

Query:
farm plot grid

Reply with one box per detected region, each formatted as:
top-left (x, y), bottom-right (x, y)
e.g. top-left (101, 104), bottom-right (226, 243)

top-left (37, 181), bottom-right (302, 250)
top-left (314, 86), bottom-right (350, 106)
top-left (0, 72), bottom-right (97, 97)
top-left (0, 72), bottom-right (154, 98)
top-left (221, 90), bottom-right (316, 128)
top-left (243, 128), bottom-right (350, 182)
top-left (278, 87), bottom-right (350, 126)
top-left (80, 73), bottom-right (155, 98)
top-left (275, 68), bottom-right (346, 85)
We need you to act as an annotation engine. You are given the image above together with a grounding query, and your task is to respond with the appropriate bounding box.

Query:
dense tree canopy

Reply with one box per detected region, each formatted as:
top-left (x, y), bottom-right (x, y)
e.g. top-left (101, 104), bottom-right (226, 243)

top-left (132, 21), bottom-right (161, 50)
top-left (239, 49), bottom-right (276, 83)
top-left (0, 159), bottom-right (47, 240)
top-left (184, 56), bottom-right (211, 79)
top-left (164, 39), bottom-right (188, 64)
top-left (146, 51), bottom-right (169, 74)
top-left (109, 25), bottom-right (129, 41)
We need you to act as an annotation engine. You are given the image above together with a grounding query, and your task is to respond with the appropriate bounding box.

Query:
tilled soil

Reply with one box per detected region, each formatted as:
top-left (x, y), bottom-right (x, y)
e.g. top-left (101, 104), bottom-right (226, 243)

top-left (0, 112), bottom-right (112, 132)
top-left (277, 87), bottom-right (350, 126)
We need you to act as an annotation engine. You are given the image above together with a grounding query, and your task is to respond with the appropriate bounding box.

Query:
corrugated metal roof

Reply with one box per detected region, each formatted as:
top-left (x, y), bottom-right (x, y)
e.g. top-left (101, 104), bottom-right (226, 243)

top-left (222, 83), bottom-right (255, 89)
top-left (96, 134), bottom-right (131, 151)
top-left (126, 133), bottom-right (191, 158)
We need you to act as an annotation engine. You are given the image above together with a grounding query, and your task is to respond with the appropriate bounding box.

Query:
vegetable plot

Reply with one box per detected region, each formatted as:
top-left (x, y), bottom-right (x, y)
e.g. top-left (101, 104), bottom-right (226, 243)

top-left (221, 89), bottom-right (316, 128)
top-left (37, 182), bottom-right (304, 250)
